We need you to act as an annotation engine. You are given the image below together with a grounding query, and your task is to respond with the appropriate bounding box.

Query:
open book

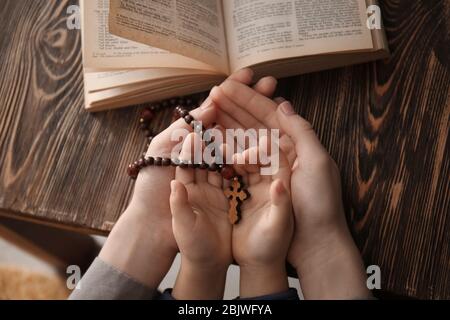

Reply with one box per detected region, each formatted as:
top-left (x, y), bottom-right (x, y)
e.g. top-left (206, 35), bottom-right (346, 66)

top-left (81, 0), bottom-right (389, 112)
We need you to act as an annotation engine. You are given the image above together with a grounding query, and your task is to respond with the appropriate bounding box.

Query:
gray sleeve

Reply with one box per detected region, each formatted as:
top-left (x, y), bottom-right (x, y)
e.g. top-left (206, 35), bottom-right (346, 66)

top-left (69, 257), bottom-right (160, 300)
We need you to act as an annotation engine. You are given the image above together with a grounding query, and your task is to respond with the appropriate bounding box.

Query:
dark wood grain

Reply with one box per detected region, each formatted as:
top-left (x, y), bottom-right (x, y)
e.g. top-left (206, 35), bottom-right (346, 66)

top-left (0, 0), bottom-right (448, 299)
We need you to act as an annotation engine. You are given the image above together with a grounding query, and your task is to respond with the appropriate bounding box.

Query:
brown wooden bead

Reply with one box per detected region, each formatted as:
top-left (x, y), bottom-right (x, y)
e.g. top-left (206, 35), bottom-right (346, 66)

top-left (154, 157), bottom-right (163, 166)
top-left (188, 162), bottom-right (197, 169)
top-left (179, 161), bottom-right (189, 169)
top-left (209, 163), bottom-right (218, 172)
top-left (221, 166), bottom-right (235, 180)
top-left (170, 98), bottom-right (178, 106)
top-left (141, 109), bottom-right (154, 121)
top-left (199, 162), bottom-right (209, 170)
top-left (138, 158), bottom-right (146, 168)
top-left (144, 130), bottom-right (153, 138)
top-left (184, 115), bottom-right (194, 125)
top-left (162, 101), bottom-right (169, 108)
top-left (127, 165), bottom-right (139, 178)
top-left (171, 159), bottom-right (180, 167)
top-left (179, 110), bottom-right (189, 118)
top-left (162, 158), bottom-right (172, 166)
top-left (150, 105), bottom-right (157, 112)
top-left (145, 157), bottom-right (154, 166)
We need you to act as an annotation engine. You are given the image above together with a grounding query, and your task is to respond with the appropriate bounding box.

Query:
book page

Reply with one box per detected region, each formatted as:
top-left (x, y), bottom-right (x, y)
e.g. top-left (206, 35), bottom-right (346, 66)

top-left (223, 0), bottom-right (374, 72)
top-left (84, 68), bottom-right (221, 92)
top-left (82, 0), bottom-right (217, 72)
top-left (109, 0), bottom-right (229, 74)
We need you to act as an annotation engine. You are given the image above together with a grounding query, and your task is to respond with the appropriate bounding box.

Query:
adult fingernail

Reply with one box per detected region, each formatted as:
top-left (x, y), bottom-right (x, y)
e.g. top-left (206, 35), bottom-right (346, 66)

top-left (274, 97), bottom-right (286, 104)
top-left (280, 101), bottom-right (296, 116)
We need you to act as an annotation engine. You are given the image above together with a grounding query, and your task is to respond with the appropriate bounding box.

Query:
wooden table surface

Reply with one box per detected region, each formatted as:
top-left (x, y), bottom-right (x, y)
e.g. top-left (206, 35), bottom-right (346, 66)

top-left (0, 0), bottom-right (449, 299)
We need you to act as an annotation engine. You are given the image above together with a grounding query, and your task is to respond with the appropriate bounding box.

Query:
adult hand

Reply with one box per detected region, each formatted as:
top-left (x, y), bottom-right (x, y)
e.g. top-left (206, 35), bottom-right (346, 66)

top-left (212, 78), bottom-right (370, 299)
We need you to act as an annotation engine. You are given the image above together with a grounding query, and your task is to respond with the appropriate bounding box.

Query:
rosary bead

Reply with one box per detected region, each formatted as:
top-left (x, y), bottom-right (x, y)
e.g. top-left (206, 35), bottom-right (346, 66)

top-left (154, 157), bottom-right (163, 166)
top-left (178, 98), bottom-right (186, 106)
top-left (171, 159), bottom-right (180, 167)
top-left (179, 160), bottom-right (189, 169)
top-left (170, 98), bottom-right (178, 106)
top-left (127, 164), bottom-right (139, 179)
top-left (188, 162), bottom-right (197, 169)
top-left (179, 109), bottom-right (189, 118)
top-left (199, 162), bottom-right (209, 170)
top-left (144, 130), bottom-right (153, 138)
top-left (184, 115), bottom-right (194, 125)
top-left (185, 98), bottom-right (193, 107)
top-left (138, 158), bottom-right (146, 168)
top-left (162, 101), bottom-right (170, 108)
top-left (145, 157), bottom-right (154, 166)
top-left (140, 123), bottom-right (149, 130)
top-left (221, 166), bottom-right (235, 180)
top-left (141, 109), bottom-right (154, 121)
top-left (209, 163), bottom-right (218, 172)
top-left (162, 158), bottom-right (172, 166)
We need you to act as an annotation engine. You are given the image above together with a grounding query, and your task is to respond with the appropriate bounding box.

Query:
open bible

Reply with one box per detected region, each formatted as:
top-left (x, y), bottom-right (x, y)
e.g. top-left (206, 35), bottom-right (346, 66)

top-left (81, 0), bottom-right (389, 112)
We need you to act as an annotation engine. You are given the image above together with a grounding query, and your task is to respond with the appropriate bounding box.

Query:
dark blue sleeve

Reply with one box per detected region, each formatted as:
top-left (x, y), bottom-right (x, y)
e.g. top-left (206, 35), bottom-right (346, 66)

top-left (236, 288), bottom-right (300, 301)
top-left (159, 289), bottom-right (176, 300)
top-left (158, 288), bottom-right (300, 300)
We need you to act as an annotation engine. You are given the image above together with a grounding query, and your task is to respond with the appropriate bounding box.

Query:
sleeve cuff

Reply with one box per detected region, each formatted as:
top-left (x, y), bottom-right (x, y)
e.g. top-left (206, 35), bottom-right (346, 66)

top-left (237, 288), bottom-right (300, 301)
top-left (159, 289), bottom-right (176, 300)
top-left (69, 257), bottom-right (160, 300)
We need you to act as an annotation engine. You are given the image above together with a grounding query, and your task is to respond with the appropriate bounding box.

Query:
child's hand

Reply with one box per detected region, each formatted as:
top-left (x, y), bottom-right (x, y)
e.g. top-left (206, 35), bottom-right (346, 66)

top-left (170, 133), bottom-right (232, 300)
top-left (231, 139), bottom-right (294, 298)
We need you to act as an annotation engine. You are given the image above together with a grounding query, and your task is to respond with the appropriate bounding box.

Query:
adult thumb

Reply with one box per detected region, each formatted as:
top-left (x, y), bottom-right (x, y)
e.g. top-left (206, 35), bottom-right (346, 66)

top-left (276, 101), bottom-right (328, 159)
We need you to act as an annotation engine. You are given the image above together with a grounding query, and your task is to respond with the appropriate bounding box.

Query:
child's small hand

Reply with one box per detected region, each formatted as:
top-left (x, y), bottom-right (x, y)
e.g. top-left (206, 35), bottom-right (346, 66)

top-left (170, 133), bottom-right (232, 300)
top-left (232, 139), bottom-right (294, 298)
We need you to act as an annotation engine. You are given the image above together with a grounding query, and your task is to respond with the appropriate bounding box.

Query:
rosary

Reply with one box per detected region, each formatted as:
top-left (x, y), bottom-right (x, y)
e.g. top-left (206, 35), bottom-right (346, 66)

top-left (127, 96), bottom-right (250, 225)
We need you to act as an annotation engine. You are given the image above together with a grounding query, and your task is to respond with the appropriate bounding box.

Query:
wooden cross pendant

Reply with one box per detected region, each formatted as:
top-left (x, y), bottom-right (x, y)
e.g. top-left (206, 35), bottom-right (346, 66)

top-left (224, 177), bottom-right (250, 225)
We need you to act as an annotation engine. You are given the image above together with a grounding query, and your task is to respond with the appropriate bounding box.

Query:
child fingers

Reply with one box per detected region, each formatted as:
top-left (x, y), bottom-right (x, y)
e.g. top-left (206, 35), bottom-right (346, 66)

top-left (176, 133), bottom-right (199, 185)
top-left (271, 146), bottom-right (291, 189)
top-left (206, 126), bottom-right (227, 188)
top-left (232, 152), bottom-right (258, 186)
top-left (170, 180), bottom-right (196, 230)
top-left (269, 179), bottom-right (293, 230)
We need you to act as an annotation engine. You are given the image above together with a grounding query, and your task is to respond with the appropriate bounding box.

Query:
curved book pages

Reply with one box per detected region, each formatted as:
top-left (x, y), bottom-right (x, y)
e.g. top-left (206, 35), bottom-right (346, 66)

top-left (81, 0), bottom-right (389, 112)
